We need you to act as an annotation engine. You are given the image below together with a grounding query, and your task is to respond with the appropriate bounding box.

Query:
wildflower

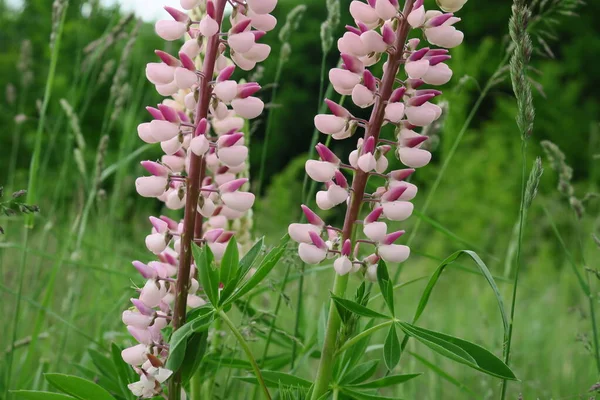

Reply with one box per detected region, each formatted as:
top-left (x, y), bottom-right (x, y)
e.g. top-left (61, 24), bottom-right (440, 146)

top-left (124, 0), bottom-right (278, 397)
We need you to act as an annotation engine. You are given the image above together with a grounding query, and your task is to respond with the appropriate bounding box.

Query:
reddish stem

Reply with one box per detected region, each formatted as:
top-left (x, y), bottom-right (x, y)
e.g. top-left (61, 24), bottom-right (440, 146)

top-left (168, 1), bottom-right (227, 399)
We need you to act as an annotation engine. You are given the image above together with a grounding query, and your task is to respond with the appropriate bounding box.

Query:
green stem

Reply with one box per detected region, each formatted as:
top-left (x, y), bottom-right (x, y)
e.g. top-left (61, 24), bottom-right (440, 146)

top-left (335, 320), bottom-right (394, 355)
top-left (24, 2), bottom-right (68, 228)
top-left (311, 273), bottom-right (350, 399)
top-left (218, 310), bottom-right (272, 400)
top-left (500, 139), bottom-right (528, 400)
top-left (257, 51), bottom-right (285, 195)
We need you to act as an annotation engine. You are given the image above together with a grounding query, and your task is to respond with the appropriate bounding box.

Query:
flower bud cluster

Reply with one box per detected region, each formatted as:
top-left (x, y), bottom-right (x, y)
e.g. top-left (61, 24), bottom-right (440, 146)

top-left (290, 0), bottom-right (464, 280)
top-left (124, 1), bottom-right (277, 397)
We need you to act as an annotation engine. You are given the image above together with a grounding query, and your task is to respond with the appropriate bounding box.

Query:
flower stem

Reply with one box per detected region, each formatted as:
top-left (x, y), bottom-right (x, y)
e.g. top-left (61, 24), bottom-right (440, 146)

top-left (218, 310), bottom-right (272, 400)
top-left (168, 2), bottom-right (226, 399)
top-left (310, 3), bottom-right (415, 398)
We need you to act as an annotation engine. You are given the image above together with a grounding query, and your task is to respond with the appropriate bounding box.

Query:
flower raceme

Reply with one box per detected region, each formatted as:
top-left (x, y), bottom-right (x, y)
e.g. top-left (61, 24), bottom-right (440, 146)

top-left (290, 0), bottom-right (464, 282)
top-left (123, 1), bottom-right (277, 398)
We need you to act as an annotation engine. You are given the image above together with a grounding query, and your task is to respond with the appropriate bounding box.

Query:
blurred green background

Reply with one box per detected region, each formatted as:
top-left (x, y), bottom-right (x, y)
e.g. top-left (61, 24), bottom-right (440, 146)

top-left (1, 0), bottom-right (599, 399)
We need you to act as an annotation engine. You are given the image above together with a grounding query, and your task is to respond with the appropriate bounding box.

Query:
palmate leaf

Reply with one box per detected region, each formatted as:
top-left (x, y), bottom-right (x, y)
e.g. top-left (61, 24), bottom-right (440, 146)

top-left (338, 360), bottom-right (379, 386)
top-left (192, 243), bottom-right (218, 306)
top-left (44, 374), bottom-right (115, 400)
top-left (223, 235), bottom-right (289, 306)
top-left (408, 351), bottom-right (476, 396)
top-left (180, 331), bottom-right (209, 384)
top-left (397, 322), bottom-right (517, 380)
top-left (165, 308), bottom-right (214, 372)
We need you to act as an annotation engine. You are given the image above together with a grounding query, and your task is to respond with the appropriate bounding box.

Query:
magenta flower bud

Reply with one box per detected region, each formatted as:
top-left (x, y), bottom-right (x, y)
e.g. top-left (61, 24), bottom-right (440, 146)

top-left (363, 70), bottom-right (376, 91)
top-left (164, 6), bottom-right (189, 22)
top-left (309, 231), bottom-right (328, 250)
top-left (389, 87), bottom-right (407, 103)
top-left (217, 65), bottom-right (236, 82)
top-left (231, 19), bottom-right (252, 34)
top-left (345, 25), bottom-right (362, 36)
top-left (363, 136), bottom-right (375, 154)
top-left (132, 261), bottom-right (158, 279)
top-left (365, 207), bottom-right (384, 224)
top-left (334, 170), bottom-right (348, 188)
top-left (149, 216), bottom-right (168, 233)
top-left (427, 55), bottom-right (452, 66)
top-left (219, 178), bottom-right (248, 193)
top-left (427, 13), bottom-right (455, 28)
top-left (195, 118), bottom-right (208, 137)
top-left (301, 204), bottom-right (325, 227)
top-left (146, 106), bottom-right (165, 120)
top-left (383, 230), bottom-right (406, 245)
top-left (404, 135), bottom-right (429, 148)
top-left (131, 298), bottom-right (154, 316)
top-left (341, 239), bottom-right (352, 257)
top-left (341, 54), bottom-right (365, 74)
top-left (154, 50), bottom-right (180, 67)
top-left (409, 47), bottom-right (430, 62)
top-left (218, 133), bottom-right (244, 148)
top-left (325, 99), bottom-right (350, 118)
top-left (204, 228), bottom-right (225, 243)
top-left (141, 161), bottom-right (168, 177)
top-left (315, 143), bottom-right (340, 164)
top-left (155, 20), bottom-right (187, 41)
top-left (382, 23), bottom-right (395, 45)
top-left (382, 185), bottom-right (408, 202)
top-left (178, 51), bottom-right (196, 71)
top-left (157, 105), bottom-right (180, 123)
top-left (237, 83), bottom-right (262, 98)
top-left (389, 169), bottom-right (416, 181)
top-left (206, 0), bottom-right (216, 18)
top-left (408, 93), bottom-right (438, 107)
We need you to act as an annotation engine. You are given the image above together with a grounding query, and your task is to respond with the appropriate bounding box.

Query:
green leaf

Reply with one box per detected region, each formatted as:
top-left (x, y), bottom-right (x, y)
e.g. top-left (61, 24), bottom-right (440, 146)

top-left (110, 343), bottom-right (135, 400)
top-left (221, 237), bottom-right (265, 302)
top-left (45, 374), bottom-right (115, 400)
top-left (398, 322), bottom-right (517, 380)
top-left (220, 236), bottom-right (239, 287)
top-left (383, 325), bottom-right (400, 371)
top-left (340, 388), bottom-right (404, 400)
top-left (340, 319), bottom-right (376, 370)
top-left (376, 260), bottom-right (394, 316)
top-left (12, 392), bottom-right (76, 400)
top-left (235, 370), bottom-right (312, 389)
top-left (165, 323), bottom-right (194, 372)
top-left (412, 250), bottom-right (509, 337)
top-left (88, 349), bottom-right (117, 379)
top-left (339, 360), bottom-right (379, 385)
top-left (331, 296), bottom-right (389, 320)
top-left (180, 331), bottom-right (209, 384)
top-left (347, 373), bottom-right (422, 389)
top-left (224, 235), bottom-right (289, 305)
top-left (193, 243), bottom-right (218, 305)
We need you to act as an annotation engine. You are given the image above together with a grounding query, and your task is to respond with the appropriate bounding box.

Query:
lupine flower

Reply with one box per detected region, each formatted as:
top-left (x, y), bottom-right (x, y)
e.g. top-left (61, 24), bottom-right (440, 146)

top-left (289, 0), bottom-right (464, 283)
top-left (124, 1), bottom-right (277, 397)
